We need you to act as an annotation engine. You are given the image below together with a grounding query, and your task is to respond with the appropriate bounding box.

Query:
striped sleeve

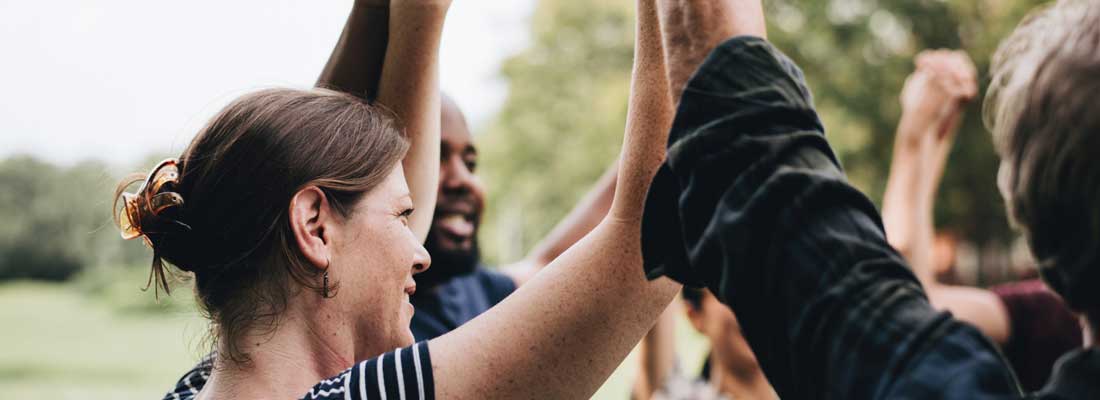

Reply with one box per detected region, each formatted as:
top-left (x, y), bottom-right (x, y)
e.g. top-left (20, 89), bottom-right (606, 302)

top-left (301, 341), bottom-right (434, 400)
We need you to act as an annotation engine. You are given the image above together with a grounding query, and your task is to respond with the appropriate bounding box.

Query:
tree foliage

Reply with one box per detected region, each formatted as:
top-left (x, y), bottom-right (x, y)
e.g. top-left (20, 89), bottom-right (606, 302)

top-left (478, 0), bottom-right (1049, 264)
top-left (0, 156), bottom-right (149, 280)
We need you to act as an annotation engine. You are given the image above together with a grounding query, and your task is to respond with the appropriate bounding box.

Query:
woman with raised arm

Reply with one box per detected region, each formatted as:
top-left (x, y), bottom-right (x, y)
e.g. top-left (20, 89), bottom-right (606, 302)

top-left (119, 0), bottom-right (680, 399)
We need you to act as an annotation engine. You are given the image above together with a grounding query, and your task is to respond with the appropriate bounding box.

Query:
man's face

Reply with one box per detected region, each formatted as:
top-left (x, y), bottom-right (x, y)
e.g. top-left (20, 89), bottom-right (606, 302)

top-left (425, 99), bottom-right (486, 263)
top-left (686, 290), bottom-right (761, 372)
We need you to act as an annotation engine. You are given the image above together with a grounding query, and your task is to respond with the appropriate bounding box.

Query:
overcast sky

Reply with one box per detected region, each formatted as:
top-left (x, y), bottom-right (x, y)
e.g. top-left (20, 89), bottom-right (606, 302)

top-left (0, 0), bottom-right (536, 165)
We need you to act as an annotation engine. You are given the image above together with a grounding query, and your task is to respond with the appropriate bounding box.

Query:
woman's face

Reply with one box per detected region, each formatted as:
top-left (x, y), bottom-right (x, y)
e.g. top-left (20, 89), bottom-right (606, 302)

top-left (333, 164), bottom-right (431, 358)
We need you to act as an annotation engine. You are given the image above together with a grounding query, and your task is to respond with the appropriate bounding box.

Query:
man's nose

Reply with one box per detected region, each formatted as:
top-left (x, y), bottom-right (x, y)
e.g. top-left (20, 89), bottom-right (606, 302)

top-left (441, 157), bottom-right (473, 190)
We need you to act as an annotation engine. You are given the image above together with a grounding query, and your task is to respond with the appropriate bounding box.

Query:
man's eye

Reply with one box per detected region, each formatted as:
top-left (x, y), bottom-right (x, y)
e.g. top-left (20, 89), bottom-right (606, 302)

top-left (465, 160), bottom-right (477, 172)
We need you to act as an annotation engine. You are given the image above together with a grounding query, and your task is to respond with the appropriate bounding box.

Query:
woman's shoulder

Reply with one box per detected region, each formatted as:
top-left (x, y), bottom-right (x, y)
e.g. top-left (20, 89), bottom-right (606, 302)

top-left (301, 341), bottom-right (435, 400)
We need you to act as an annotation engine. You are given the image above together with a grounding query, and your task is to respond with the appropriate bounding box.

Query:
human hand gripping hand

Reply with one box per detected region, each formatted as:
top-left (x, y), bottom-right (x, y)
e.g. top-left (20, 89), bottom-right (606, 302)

top-left (898, 50), bottom-right (978, 148)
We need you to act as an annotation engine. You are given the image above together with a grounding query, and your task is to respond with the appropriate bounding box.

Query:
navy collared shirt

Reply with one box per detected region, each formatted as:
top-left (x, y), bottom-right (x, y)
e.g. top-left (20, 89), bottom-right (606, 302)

top-left (641, 36), bottom-right (1100, 399)
top-left (410, 265), bottom-right (516, 341)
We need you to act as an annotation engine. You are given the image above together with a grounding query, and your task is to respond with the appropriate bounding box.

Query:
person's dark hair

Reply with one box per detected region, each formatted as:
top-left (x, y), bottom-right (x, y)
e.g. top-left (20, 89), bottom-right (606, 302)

top-left (682, 286), bottom-right (704, 310)
top-left (113, 88), bottom-right (409, 363)
top-left (986, 0), bottom-right (1100, 317)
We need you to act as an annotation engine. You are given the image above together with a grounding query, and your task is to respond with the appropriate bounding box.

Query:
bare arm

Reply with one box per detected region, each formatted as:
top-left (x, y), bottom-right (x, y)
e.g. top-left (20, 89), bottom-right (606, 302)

top-left (316, 0), bottom-right (390, 100)
top-left (880, 50), bottom-right (1009, 343)
top-left (632, 304), bottom-right (680, 400)
top-left (428, 1), bottom-right (681, 398)
top-left (316, 0), bottom-right (443, 242)
top-left (657, 0), bottom-right (766, 104)
top-left (503, 160), bottom-right (618, 286)
top-left (374, 0), bottom-right (448, 242)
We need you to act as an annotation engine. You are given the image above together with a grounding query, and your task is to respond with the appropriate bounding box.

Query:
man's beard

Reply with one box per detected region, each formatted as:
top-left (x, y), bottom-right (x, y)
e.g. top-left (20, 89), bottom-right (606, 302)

top-left (417, 232), bottom-right (481, 289)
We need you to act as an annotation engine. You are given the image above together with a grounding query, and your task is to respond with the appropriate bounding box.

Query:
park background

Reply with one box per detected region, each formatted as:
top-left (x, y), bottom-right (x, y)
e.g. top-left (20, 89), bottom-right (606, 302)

top-left (0, 0), bottom-right (1048, 398)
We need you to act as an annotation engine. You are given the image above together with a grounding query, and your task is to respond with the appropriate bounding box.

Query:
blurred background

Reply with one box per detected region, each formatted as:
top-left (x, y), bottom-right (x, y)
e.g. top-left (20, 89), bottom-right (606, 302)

top-left (0, 0), bottom-right (1049, 398)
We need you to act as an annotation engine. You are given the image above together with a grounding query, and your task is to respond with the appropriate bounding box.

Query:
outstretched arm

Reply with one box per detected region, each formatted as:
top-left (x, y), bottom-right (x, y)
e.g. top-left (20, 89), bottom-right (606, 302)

top-left (316, 0), bottom-right (390, 100)
top-left (879, 50), bottom-right (1009, 343)
top-left (503, 160), bottom-right (618, 286)
top-left (882, 50), bottom-right (976, 280)
top-left (642, 1), bottom-right (1019, 397)
top-left (428, 1), bottom-right (681, 398)
top-left (317, 0), bottom-right (443, 242)
top-left (375, 0), bottom-right (448, 242)
top-left (632, 304), bottom-right (679, 400)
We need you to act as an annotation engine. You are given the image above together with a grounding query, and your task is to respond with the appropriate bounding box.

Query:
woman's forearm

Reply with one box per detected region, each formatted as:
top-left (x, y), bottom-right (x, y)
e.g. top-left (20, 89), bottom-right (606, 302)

top-left (612, 0), bottom-right (675, 222)
top-left (431, 221), bottom-right (680, 399)
top-left (428, 1), bottom-right (681, 398)
top-left (375, 1), bottom-right (450, 242)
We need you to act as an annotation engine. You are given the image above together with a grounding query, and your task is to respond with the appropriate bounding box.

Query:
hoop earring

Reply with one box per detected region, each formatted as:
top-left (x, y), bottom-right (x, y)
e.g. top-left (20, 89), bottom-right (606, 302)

top-left (322, 256), bottom-right (331, 299)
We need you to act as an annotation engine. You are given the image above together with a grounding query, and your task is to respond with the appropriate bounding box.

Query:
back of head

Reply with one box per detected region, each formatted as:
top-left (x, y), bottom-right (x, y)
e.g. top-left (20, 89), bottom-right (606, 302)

top-left (986, 0), bottom-right (1100, 316)
top-left (114, 88), bottom-right (408, 362)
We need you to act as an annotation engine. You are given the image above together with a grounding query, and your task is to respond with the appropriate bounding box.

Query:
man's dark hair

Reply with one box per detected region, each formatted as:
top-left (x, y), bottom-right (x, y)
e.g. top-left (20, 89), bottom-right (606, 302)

top-left (682, 286), bottom-right (704, 310)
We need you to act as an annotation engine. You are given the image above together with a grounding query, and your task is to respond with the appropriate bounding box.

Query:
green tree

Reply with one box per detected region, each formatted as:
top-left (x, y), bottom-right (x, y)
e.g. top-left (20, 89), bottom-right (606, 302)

top-left (479, 0), bottom-right (1047, 269)
top-left (0, 155), bottom-right (150, 281)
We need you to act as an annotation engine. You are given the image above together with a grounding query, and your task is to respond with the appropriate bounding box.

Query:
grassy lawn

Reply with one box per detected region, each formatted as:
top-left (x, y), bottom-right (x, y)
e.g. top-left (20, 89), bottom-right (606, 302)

top-left (0, 273), bottom-right (707, 399)
top-left (0, 279), bottom-right (207, 399)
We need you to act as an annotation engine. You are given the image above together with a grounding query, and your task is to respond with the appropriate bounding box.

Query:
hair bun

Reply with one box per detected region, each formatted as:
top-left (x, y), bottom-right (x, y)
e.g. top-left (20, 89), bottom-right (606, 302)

top-left (117, 158), bottom-right (190, 246)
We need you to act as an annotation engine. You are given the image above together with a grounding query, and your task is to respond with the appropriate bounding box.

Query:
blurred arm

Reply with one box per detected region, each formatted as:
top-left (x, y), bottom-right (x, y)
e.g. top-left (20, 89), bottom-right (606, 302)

top-left (503, 160), bottom-right (618, 286)
top-left (880, 51), bottom-right (1009, 343)
top-left (428, 1), bottom-right (682, 398)
top-left (632, 304), bottom-right (680, 400)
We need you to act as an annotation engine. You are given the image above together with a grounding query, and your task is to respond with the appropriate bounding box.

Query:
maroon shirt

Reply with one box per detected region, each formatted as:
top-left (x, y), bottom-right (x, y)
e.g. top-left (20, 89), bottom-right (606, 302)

top-left (991, 279), bottom-right (1083, 391)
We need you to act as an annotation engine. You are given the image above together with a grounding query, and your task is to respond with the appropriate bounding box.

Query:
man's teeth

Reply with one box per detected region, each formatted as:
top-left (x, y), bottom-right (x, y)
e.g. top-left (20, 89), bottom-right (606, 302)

top-left (438, 213), bottom-right (475, 236)
top-left (441, 214), bottom-right (466, 223)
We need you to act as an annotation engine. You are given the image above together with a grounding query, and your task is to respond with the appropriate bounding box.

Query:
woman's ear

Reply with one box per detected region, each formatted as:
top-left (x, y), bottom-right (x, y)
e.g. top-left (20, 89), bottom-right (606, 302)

top-left (289, 186), bottom-right (334, 270)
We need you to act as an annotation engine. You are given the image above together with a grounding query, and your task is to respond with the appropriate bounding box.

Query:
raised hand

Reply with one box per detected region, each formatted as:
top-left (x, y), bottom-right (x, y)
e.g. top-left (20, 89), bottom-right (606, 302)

top-left (375, 0), bottom-right (452, 242)
top-left (884, 49), bottom-right (977, 287)
top-left (655, 0), bottom-right (766, 103)
top-left (898, 50), bottom-right (978, 146)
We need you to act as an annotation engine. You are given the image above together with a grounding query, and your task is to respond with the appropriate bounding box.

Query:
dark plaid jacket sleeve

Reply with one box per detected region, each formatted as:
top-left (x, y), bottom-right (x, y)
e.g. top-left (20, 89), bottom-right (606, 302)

top-left (641, 36), bottom-right (1023, 399)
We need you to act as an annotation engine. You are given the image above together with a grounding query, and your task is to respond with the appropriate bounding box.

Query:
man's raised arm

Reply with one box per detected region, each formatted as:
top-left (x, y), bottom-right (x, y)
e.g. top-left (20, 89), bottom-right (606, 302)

top-left (316, 0), bottom-right (446, 242)
top-left (316, 0), bottom-right (390, 99)
top-left (643, 1), bottom-right (1021, 398)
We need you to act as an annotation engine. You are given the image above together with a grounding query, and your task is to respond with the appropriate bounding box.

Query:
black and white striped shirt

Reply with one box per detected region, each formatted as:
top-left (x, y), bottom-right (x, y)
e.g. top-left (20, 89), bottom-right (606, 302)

top-left (163, 341), bottom-right (434, 400)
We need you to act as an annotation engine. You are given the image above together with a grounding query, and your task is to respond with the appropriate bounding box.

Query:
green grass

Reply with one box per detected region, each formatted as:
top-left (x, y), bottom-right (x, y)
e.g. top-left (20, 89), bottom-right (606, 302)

top-left (0, 272), bottom-right (707, 399)
top-left (0, 278), bottom-right (207, 399)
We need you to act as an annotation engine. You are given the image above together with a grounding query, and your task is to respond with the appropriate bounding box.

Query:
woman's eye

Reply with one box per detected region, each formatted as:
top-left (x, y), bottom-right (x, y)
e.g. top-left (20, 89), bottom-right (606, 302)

top-left (399, 208), bottom-right (414, 225)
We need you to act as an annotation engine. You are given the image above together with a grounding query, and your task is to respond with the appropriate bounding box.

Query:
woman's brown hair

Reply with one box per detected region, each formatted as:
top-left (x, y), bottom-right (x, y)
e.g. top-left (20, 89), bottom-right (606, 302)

top-left (114, 88), bottom-right (409, 363)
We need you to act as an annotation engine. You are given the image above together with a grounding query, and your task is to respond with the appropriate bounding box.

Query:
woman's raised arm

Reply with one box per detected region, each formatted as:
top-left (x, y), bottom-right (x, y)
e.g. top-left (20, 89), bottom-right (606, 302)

top-left (317, 0), bottom-right (445, 242)
top-left (427, 1), bottom-right (681, 398)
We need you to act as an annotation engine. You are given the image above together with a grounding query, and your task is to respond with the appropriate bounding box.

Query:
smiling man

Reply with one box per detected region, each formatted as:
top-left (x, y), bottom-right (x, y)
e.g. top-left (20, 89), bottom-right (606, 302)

top-left (409, 94), bottom-right (618, 340)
